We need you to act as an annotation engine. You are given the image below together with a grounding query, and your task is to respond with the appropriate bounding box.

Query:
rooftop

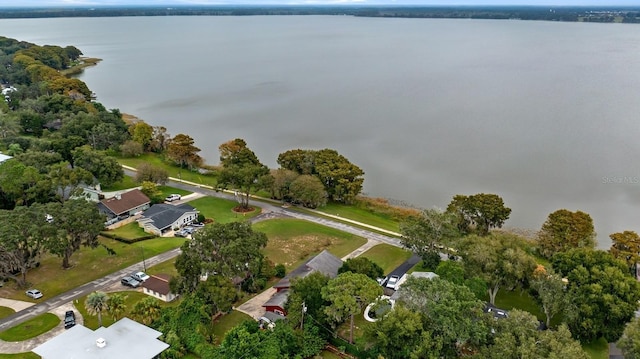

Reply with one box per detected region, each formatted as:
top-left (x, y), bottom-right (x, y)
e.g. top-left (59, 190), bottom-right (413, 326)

top-left (32, 317), bottom-right (169, 359)
top-left (100, 189), bottom-right (150, 216)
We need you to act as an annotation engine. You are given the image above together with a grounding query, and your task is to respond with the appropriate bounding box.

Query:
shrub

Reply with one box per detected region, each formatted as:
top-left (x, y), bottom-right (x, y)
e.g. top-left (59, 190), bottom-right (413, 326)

top-left (275, 264), bottom-right (286, 278)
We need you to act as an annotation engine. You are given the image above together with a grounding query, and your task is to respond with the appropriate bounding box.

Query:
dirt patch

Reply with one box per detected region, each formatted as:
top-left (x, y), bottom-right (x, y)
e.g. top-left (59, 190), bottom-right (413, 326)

top-left (266, 235), bottom-right (334, 267)
top-left (233, 206), bottom-right (255, 213)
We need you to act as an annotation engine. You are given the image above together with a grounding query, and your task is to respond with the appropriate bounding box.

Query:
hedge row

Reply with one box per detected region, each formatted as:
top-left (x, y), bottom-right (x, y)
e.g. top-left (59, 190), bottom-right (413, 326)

top-left (99, 232), bottom-right (157, 244)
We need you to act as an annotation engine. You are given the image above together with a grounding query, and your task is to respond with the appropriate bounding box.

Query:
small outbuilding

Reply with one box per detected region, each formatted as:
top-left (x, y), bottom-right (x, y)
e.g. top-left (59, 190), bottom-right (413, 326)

top-left (141, 274), bottom-right (178, 302)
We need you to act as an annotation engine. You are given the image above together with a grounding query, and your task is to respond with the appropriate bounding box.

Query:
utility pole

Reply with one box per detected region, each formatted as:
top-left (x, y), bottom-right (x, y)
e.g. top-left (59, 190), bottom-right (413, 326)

top-left (141, 246), bottom-right (147, 272)
top-left (301, 301), bottom-right (308, 330)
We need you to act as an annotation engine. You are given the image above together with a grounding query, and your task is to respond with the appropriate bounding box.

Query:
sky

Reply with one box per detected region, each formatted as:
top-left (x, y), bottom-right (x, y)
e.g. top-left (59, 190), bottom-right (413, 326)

top-left (1, 0), bottom-right (640, 7)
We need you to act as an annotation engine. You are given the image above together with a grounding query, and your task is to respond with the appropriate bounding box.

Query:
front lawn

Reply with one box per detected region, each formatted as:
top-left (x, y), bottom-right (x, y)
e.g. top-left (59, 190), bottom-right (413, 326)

top-left (211, 310), bottom-right (253, 345)
top-left (146, 258), bottom-right (179, 278)
top-left (0, 236), bottom-right (185, 301)
top-left (157, 185), bottom-right (191, 198)
top-left (360, 244), bottom-right (413, 275)
top-left (100, 175), bottom-right (138, 192)
top-left (316, 202), bottom-right (402, 233)
top-left (0, 313), bottom-right (59, 341)
top-left (0, 306), bottom-right (15, 320)
top-left (582, 337), bottom-right (609, 359)
top-left (117, 153), bottom-right (218, 187)
top-left (254, 218), bottom-right (367, 269)
top-left (107, 222), bottom-right (149, 239)
top-left (188, 196), bottom-right (260, 223)
top-left (0, 353), bottom-right (40, 359)
top-left (487, 288), bottom-right (546, 323)
top-left (78, 291), bottom-right (179, 330)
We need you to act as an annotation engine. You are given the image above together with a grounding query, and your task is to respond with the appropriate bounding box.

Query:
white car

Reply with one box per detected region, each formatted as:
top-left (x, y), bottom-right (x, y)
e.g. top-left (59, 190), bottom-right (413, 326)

top-left (26, 289), bottom-right (43, 299)
top-left (132, 271), bottom-right (150, 282)
top-left (165, 194), bottom-right (181, 202)
top-left (385, 275), bottom-right (400, 290)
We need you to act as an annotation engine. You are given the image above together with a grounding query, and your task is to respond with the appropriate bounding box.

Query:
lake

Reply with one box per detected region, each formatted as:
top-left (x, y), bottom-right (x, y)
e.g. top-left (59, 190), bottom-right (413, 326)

top-left (2, 15), bottom-right (640, 248)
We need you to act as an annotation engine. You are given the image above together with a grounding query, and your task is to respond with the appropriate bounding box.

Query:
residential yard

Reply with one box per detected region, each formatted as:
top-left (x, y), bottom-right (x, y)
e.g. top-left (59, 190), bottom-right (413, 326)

top-left (0, 236), bottom-right (185, 301)
top-left (0, 353), bottom-right (39, 359)
top-left (146, 258), bottom-right (179, 278)
top-left (254, 218), bottom-right (367, 269)
top-left (157, 185), bottom-right (191, 198)
top-left (0, 306), bottom-right (15, 320)
top-left (487, 288), bottom-right (546, 323)
top-left (316, 202), bottom-right (402, 233)
top-left (360, 244), bottom-right (413, 275)
top-left (582, 337), bottom-right (609, 359)
top-left (100, 175), bottom-right (138, 191)
top-left (117, 153), bottom-right (218, 187)
top-left (0, 313), bottom-right (59, 341)
top-left (107, 222), bottom-right (149, 239)
top-left (188, 196), bottom-right (261, 223)
top-left (78, 290), bottom-right (179, 330)
top-left (211, 310), bottom-right (253, 345)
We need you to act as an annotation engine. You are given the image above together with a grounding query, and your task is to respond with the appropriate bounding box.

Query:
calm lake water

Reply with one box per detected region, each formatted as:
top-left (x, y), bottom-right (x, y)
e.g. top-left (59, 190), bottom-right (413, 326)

top-left (2, 16), bottom-right (640, 247)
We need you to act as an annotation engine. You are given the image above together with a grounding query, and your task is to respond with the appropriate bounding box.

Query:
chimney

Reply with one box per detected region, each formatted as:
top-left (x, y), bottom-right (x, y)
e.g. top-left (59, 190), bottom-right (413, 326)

top-left (96, 338), bottom-right (106, 348)
top-left (115, 194), bottom-right (121, 200)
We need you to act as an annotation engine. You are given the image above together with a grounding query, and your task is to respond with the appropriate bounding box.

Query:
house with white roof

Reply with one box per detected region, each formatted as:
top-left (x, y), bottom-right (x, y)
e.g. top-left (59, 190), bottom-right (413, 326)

top-left (32, 317), bottom-right (169, 359)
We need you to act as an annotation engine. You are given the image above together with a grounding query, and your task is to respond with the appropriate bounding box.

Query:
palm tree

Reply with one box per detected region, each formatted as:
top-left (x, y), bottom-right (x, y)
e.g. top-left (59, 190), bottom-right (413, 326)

top-left (107, 292), bottom-right (128, 322)
top-left (131, 297), bottom-right (162, 325)
top-left (85, 291), bottom-right (109, 327)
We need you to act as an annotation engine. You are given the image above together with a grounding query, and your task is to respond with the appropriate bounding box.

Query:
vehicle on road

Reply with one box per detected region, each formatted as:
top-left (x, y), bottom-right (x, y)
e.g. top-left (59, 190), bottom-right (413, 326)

top-left (131, 271), bottom-right (150, 282)
top-left (121, 276), bottom-right (141, 288)
top-left (26, 289), bottom-right (43, 299)
top-left (385, 275), bottom-right (400, 290)
top-left (165, 194), bottom-right (181, 202)
top-left (64, 310), bottom-right (76, 329)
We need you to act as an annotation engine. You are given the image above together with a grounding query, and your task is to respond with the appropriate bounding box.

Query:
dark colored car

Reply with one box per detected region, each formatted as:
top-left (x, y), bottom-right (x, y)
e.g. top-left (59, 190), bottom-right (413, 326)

top-left (64, 310), bottom-right (76, 329)
top-left (121, 276), bottom-right (141, 288)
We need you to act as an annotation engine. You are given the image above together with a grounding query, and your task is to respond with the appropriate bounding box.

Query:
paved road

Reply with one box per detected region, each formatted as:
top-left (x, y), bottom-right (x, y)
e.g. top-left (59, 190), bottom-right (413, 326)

top-left (0, 172), bottom-right (406, 332)
top-left (0, 248), bottom-right (181, 331)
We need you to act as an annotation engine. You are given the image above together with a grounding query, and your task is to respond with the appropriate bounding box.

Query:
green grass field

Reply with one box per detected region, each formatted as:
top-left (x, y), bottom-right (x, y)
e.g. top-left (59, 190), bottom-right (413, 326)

top-left (254, 218), bottom-right (367, 269)
top-left (78, 291), bottom-right (178, 330)
top-left (582, 337), bottom-right (609, 359)
top-left (101, 175), bottom-right (138, 191)
top-left (117, 154), bottom-right (218, 187)
top-left (0, 306), bottom-right (15, 320)
top-left (316, 203), bottom-right (401, 233)
top-left (0, 236), bottom-right (185, 301)
top-left (157, 185), bottom-right (191, 198)
top-left (188, 196), bottom-right (260, 223)
top-left (0, 313), bottom-right (59, 341)
top-left (107, 222), bottom-right (149, 239)
top-left (211, 310), bottom-right (253, 345)
top-left (360, 244), bottom-right (413, 275)
top-left (0, 353), bottom-right (40, 359)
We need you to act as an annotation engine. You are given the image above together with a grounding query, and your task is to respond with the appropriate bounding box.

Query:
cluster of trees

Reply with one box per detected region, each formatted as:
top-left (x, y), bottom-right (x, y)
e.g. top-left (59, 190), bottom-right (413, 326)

top-left (399, 192), bottom-right (640, 357)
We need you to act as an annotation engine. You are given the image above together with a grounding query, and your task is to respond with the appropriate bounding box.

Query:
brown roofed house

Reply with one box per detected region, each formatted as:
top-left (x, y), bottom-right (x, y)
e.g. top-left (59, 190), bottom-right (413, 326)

top-left (98, 189), bottom-right (151, 220)
top-left (141, 274), bottom-right (178, 302)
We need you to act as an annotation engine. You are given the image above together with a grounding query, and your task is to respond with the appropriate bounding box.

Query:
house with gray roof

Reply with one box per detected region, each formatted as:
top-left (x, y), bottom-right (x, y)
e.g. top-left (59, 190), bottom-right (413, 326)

top-left (32, 317), bottom-right (169, 359)
top-left (273, 250), bottom-right (343, 292)
top-left (263, 250), bottom-right (342, 316)
top-left (137, 203), bottom-right (198, 236)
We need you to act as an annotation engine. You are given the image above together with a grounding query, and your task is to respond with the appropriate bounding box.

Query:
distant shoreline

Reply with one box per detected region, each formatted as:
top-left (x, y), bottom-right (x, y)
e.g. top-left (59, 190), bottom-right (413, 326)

top-left (0, 5), bottom-right (639, 23)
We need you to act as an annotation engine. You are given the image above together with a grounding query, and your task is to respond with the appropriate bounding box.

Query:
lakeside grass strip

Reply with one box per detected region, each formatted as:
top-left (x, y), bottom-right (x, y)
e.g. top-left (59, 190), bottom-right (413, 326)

top-left (0, 313), bottom-right (59, 341)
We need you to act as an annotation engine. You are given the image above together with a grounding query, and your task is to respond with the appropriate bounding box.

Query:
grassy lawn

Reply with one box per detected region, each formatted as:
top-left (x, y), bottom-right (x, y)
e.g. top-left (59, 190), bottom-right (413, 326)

top-left (78, 291), bottom-right (179, 330)
top-left (0, 353), bottom-right (40, 359)
top-left (336, 310), bottom-right (372, 347)
top-left (582, 337), bottom-right (609, 359)
top-left (316, 202), bottom-right (401, 233)
top-left (146, 257), bottom-right (178, 277)
top-left (360, 244), bottom-right (412, 275)
top-left (211, 310), bottom-right (253, 345)
top-left (188, 196), bottom-right (260, 223)
top-left (320, 351), bottom-right (343, 359)
top-left (0, 313), bottom-right (59, 341)
top-left (107, 222), bottom-right (149, 239)
top-left (254, 218), bottom-right (367, 269)
top-left (117, 153), bottom-right (218, 187)
top-left (485, 288), bottom-right (546, 323)
top-left (157, 185), bottom-right (191, 198)
top-left (0, 236), bottom-right (185, 301)
top-left (100, 175), bottom-right (138, 192)
top-left (0, 306), bottom-right (15, 320)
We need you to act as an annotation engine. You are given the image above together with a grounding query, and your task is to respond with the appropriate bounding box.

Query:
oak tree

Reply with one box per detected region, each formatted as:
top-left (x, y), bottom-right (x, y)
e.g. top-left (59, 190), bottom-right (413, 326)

top-left (166, 133), bottom-right (202, 169)
top-left (538, 209), bottom-right (595, 258)
top-left (446, 193), bottom-right (511, 236)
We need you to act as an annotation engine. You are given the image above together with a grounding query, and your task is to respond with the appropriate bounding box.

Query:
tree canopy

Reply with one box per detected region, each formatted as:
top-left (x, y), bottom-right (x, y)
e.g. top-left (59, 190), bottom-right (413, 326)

top-left (538, 209), bottom-right (595, 258)
top-left (217, 138), bottom-right (269, 210)
top-left (446, 193), bottom-right (511, 236)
